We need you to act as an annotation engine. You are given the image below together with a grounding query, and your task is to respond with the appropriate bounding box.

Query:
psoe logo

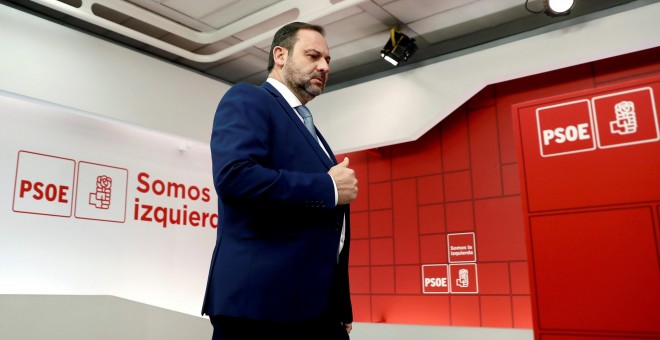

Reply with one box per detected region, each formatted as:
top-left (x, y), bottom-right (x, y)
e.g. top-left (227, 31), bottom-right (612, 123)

top-left (536, 99), bottom-right (596, 157)
top-left (592, 87), bottom-right (659, 149)
top-left (12, 151), bottom-right (129, 222)
top-left (74, 161), bottom-right (128, 223)
top-left (13, 151), bottom-right (75, 217)
top-left (421, 264), bottom-right (449, 294)
top-left (449, 263), bottom-right (478, 294)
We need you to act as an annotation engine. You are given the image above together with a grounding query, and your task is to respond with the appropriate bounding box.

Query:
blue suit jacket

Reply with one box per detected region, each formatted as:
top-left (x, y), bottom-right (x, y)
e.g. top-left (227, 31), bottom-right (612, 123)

top-left (202, 81), bottom-right (352, 324)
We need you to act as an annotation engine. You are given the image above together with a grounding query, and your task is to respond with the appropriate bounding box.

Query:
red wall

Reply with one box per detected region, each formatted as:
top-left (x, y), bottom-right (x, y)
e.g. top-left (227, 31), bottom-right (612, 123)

top-left (340, 46), bottom-right (660, 329)
top-left (512, 48), bottom-right (660, 340)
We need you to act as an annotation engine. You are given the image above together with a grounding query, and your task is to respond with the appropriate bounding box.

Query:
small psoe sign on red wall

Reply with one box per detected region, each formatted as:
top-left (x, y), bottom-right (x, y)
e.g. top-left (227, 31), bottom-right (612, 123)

top-left (422, 264), bottom-right (449, 294)
top-left (423, 232), bottom-right (479, 294)
top-left (449, 263), bottom-right (478, 294)
top-left (536, 87), bottom-right (658, 157)
top-left (422, 263), bottom-right (479, 294)
top-left (447, 232), bottom-right (477, 263)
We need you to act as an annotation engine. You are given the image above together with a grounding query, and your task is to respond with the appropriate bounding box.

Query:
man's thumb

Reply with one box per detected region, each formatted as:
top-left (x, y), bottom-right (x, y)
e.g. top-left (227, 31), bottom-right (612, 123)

top-left (340, 157), bottom-right (349, 167)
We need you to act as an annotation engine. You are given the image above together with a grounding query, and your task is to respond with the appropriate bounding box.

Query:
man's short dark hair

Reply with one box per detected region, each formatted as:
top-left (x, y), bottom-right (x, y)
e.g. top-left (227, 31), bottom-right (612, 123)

top-left (267, 22), bottom-right (325, 72)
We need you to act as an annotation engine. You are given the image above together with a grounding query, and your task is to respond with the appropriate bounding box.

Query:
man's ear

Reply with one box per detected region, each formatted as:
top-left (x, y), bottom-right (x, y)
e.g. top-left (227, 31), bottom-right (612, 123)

top-left (273, 46), bottom-right (288, 68)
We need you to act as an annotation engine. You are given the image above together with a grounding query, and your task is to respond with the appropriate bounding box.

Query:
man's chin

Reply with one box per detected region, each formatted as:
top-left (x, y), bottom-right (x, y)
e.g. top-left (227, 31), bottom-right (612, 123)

top-left (306, 85), bottom-right (324, 97)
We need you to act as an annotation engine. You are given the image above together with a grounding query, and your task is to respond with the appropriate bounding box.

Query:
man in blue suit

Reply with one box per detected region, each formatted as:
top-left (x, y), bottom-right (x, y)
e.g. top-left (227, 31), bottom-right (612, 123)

top-left (202, 22), bottom-right (358, 340)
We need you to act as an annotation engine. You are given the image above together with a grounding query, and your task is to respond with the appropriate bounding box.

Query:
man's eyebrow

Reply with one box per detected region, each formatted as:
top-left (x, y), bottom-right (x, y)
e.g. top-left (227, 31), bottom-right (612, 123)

top-left (304, 48), bottom-right (331, 61)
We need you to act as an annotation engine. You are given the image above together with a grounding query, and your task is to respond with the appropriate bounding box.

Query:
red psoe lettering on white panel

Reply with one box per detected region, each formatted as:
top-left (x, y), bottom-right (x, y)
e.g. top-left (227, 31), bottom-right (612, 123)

top-left (12, 151), bottom-right (76, 217)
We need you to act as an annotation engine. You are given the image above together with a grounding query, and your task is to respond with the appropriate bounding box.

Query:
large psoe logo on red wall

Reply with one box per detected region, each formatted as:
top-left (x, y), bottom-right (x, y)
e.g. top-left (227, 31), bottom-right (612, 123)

top-left (13, 151), bottom-right (76, 217)
top-left (536, 87), bottom-right (658, 157)
top-left (592, 87), bottom-right (659, 149)
top-left (536, 100), bottom-right (596, 157)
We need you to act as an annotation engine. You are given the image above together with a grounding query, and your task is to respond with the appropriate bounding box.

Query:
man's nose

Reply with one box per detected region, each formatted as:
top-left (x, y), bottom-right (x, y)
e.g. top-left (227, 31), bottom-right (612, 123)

top-left (317, 59), bottom-right (329, 73)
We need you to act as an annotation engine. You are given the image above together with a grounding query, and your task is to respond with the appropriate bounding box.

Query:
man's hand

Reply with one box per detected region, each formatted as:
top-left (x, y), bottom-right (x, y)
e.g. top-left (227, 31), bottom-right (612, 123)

top-left (328, 157), bottom-right (358, 205)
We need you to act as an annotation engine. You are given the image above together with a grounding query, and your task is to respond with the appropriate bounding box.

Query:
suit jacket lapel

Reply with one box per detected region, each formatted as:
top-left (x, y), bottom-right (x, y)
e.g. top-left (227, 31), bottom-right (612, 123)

top-left (317, 131), bottom-right (337, 165)
top-left (262, 82), bottom-right (336, 168)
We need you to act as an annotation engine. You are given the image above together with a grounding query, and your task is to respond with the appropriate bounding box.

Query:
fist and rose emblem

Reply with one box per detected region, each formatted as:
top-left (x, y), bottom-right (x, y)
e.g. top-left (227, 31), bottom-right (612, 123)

top-left (89, 175), bottom-right (112, 209)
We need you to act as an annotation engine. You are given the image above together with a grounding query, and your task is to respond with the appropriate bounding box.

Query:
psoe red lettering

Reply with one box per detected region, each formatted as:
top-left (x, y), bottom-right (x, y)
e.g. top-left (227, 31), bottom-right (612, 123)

top-left (19, 180), bottom-right (69, 203)
top-left (542, 123), bottom-right (590, 145)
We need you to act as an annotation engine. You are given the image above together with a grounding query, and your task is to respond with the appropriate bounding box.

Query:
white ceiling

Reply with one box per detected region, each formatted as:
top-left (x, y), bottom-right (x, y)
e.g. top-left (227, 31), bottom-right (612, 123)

top-left (5, 0), bottom-right (641, 88)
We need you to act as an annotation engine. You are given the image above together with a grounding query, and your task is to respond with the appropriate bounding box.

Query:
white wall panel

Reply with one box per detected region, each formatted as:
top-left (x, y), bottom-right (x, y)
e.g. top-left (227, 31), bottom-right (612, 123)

top-left (0, 5), bottom-right (229, 144)
top-left (0, 92), bottom-right (216, 316)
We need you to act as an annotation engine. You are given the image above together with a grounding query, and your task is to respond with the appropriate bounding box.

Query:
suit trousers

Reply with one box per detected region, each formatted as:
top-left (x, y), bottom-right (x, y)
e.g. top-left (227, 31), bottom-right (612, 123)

top-left (210, 315), bottom-right (349, 340)
top-left (211, 259), bottom-right (349, 340)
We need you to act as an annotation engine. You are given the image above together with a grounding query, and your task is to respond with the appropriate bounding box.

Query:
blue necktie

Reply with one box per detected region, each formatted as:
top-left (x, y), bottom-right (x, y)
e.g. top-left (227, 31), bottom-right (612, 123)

top-left (297, 105), bottom-right (318, 141)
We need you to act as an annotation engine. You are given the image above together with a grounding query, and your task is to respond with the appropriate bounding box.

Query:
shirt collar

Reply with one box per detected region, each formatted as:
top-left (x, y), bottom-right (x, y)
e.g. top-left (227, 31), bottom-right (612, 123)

top-left (267, 77), bottom-right (302, 108)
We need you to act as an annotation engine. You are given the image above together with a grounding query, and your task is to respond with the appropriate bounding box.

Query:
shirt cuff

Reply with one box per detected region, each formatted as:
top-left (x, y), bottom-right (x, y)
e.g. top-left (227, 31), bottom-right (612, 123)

top-left (329, 174), bottom-right (338, 206)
